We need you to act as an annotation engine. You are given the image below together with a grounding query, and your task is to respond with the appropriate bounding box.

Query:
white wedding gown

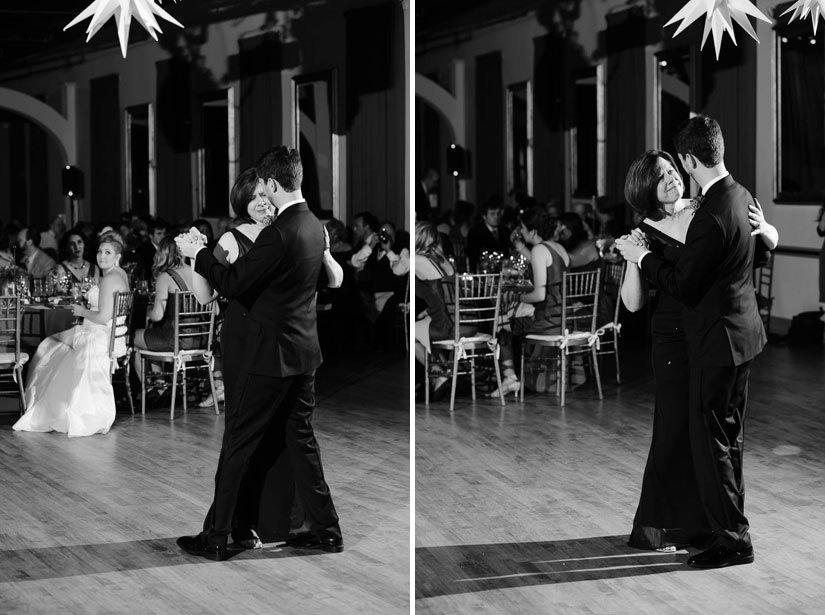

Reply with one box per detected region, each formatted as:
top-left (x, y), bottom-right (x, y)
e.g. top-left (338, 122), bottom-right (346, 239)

top-left (13, 285), bottom-right (127, 437)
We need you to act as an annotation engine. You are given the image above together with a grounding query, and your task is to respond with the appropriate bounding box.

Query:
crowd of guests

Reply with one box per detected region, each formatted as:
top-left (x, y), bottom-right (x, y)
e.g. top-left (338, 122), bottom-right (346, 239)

top-left (4, 197), bottom-right (409, 437)
top-left (414, 192), bottom-right (628, 400)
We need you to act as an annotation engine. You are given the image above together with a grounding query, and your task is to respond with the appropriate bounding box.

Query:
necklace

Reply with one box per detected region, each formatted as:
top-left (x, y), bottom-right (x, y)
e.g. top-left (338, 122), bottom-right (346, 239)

top-left (66, 260), bottom-right (87, 271)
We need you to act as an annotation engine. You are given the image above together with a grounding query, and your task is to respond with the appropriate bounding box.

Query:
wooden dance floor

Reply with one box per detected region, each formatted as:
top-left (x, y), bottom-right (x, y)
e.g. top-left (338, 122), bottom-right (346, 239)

top-left (0, 352), bottom-right (410, 615)
top-left (416, 340), bottom-right (825, 614)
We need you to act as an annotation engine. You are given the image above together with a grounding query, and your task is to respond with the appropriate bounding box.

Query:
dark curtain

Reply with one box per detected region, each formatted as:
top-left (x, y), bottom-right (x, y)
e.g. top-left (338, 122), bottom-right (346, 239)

top-left (238, 34), bottom-right (299, 170)
top-left (533, 35), bottom-right (565, 205)
top-left (89, 74), bottom-right (121, 223)
top-left (697, 41), bottom-right (757, 195)
top-left (475, 51), bottom-right (504, 207)
top-left (345, 1), bottom-right (405, 228)
top-left (155, 58), bottom-right (193, 224)
top-left (605, 46), bottom-right (646, 211)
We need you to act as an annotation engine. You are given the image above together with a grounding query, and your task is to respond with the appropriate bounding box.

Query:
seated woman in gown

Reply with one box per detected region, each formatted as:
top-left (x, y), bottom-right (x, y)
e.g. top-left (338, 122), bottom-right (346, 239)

top-left (132, 236), bottom-right (194, 381)
top-left (13, 232), bottom-right (131, 437)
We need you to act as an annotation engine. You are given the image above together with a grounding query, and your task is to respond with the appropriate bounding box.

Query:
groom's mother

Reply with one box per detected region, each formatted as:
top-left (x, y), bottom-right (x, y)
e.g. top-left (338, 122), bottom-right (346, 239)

top-left (619, 150), bottom-right (778, 551)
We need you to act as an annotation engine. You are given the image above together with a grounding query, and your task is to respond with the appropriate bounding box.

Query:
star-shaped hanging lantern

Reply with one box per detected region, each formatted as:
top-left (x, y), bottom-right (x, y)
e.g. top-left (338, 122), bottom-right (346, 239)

top-left (664, 0), bottom-right (772, 59)
top-left (64, 0), bottom-right (184, 58)
top-left (781, 0), bottom-right (825, 34)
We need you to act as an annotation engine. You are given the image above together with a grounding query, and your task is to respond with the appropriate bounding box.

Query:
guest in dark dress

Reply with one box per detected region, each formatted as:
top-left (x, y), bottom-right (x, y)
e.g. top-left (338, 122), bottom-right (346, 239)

top-left (54, 230), bottom-right (101, 285)
top-left (132, 236), bottom-right (194, 377)
top-left (621, 150), bottom-right (778, 551)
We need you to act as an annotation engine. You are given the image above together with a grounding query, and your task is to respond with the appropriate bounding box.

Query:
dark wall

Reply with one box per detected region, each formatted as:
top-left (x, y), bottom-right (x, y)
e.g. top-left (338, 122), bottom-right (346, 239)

top-left (345, 1), bottom-right (406, 229)
top-left (89, 73), bottom-right (121, 224)
top-left (697, 40), bottom-right (757, 193)
top-left (475, 51), bottom-right (504, 206)
top-left (155, 57), bottom-right (193, 225)
top-left (605, 46), bottom-right (646, 209)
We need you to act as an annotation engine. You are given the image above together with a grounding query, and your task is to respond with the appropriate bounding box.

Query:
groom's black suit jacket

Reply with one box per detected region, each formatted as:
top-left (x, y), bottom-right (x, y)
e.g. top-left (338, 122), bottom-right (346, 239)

top-left (640, 175), bottom-right (767, 367)
top-left (194, 201), bottom-right (324, 377)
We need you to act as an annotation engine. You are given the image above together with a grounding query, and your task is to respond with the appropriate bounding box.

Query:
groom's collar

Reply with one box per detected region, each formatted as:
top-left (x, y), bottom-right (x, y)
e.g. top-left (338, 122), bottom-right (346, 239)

top-left (700, 172), bottom-right (729, 196)
top-left (275, 198), bottom-right (305, 216)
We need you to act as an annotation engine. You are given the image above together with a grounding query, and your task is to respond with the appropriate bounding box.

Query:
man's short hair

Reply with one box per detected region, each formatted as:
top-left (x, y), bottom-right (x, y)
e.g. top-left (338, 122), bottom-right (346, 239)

top-left (674, 115), bottom-right (724, 167)
top-left (255, 145), bottom-right (303, 191)
top-left (22, 227), bottom-right (41, 247)
top-left (148, 217), bottom-right (170, 234)
top-left (478, 196), bottom-right (503, 217)
top-left (354, 211), bottom-right (380, 233)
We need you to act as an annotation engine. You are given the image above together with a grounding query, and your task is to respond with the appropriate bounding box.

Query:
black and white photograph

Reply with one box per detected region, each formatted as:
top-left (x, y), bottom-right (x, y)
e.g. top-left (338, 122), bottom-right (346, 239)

top-left (415, 0), bottom-right (825, 613)
top-left (0, 1), bottom-right (409, 613)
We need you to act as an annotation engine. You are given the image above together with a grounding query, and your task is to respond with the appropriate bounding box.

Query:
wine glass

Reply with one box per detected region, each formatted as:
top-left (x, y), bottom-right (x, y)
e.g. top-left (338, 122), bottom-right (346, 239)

top-left (70, 283), bottom-right (84, 325)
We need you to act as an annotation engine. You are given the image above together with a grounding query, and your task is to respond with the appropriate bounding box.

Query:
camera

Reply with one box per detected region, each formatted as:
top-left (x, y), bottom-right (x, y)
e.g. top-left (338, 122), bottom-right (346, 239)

top-left (378, 229), bottom-right (392, 245)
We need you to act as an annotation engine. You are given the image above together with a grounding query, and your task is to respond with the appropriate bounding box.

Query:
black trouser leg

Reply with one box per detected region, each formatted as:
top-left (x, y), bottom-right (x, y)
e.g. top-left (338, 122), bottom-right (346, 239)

top-left (689, 362), bottom-right (752, 550)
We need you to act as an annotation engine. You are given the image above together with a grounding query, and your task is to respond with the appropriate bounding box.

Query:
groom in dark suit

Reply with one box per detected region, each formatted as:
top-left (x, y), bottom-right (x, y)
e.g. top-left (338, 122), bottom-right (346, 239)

top-left (617, 116), bottom-right (765, 569)
top-left (175, 146), bottom-right (342, 560)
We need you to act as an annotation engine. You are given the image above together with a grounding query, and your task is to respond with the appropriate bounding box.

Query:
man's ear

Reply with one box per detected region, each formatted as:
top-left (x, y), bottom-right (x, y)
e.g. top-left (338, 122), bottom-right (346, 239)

top-left (678, 153), bottom-right (696, 171)
top-left (269, 178), bottom-right (280, 193)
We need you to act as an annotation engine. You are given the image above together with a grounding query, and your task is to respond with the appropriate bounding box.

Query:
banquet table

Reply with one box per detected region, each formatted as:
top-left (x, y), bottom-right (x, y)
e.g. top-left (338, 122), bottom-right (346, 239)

top-left (21, 301), bottom-right (76, 348)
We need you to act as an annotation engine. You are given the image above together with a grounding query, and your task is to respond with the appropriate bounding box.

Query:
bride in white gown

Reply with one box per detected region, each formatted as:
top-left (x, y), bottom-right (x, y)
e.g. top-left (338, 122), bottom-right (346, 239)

top-left (13, 232), bottom-right (131, 437)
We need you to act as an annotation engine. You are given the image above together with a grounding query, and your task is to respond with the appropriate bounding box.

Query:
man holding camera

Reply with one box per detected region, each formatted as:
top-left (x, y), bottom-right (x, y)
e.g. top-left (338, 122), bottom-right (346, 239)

top-left (350, 212), bottom-right (409, 347)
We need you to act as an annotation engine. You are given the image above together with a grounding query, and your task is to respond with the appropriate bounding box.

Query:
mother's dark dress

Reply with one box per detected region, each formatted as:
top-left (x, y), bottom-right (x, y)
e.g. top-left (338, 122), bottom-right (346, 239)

top-left (628, 222), bottom-right (710, 550)
top-left (205, 228), bottom-right (306, 542)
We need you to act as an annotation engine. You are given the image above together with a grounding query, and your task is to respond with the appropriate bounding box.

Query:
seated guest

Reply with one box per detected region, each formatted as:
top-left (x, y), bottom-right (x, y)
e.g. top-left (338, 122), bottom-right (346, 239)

top-left (467, 198), bottom-right (510, 272)
top-left (17, 227), bottom-right (57, 278)
top-left (0, 226), bottom-right (15, 269)
top-left (54, 229), bottom-right (101, 285)
top-left (192, 218), bottom-right (217, 252)
top-left (136, 218), bottom-right (169, 282)
top-left (133, 236), bottom-right (194, 380)
top-left (325, 218), bottom-right (352, 256)
top-left (555, 212), bottom-right (601, 271)
top-left (378, 220), bottom-right (411, 276)
top-left (13, 232), bottom-right (131, 437)
top-left (350, 212), bottom-right (407, 343)
top-left (414, 222), bottom-right (459, 399)
top-left (350, 211), bottom-right (380, 271)
top-left (492, 207), bottom-right (569, 397)
top-left (39, 214), bottom-right (66, 259)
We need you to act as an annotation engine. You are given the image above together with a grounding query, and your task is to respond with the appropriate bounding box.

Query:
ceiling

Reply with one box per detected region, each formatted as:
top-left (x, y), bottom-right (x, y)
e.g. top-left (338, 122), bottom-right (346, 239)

top-left (0, 0), bottom-right (310, 73)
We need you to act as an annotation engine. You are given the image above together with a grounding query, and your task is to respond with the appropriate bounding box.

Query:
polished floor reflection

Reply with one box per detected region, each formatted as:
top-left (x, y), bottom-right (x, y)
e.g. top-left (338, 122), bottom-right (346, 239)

top-left (416, 341), bottom-right (825, 614)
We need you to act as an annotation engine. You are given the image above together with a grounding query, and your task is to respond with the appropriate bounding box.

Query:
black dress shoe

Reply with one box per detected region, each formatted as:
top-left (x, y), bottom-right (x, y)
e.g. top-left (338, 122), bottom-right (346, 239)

top-left (177, 534), bottom-right (229, 561)
top-left (285, 531), bottom-right (343, 553)
top-left (687, 544), bottom-right (754, 569)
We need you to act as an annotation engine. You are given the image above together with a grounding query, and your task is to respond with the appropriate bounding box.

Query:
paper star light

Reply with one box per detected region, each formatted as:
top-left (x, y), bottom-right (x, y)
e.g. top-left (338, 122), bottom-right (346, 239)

top-left (781, 0), bottom-right (825, 34)
top-left (664, 0), bottom-right (772, 59)
top-left (64, 0), bottom-right (184, 58)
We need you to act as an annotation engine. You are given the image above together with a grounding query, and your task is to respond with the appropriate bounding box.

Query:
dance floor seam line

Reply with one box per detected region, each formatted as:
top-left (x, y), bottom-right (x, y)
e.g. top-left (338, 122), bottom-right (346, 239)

top-left (455, 561), bottom-right (683, 582)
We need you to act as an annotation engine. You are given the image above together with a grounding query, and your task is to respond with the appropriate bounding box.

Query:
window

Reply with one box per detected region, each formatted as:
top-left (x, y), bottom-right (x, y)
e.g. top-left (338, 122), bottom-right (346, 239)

top-left (775, 8), bottom-right (825, 202)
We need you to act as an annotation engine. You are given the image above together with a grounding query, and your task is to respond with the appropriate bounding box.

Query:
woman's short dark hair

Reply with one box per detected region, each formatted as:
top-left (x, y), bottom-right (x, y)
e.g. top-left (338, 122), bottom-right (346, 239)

top-left (520, 206), bottom-right (556, 240)
top-left (230, 168), bottom-right (259, 223)
top-left (152, 235), bottom-right (183, 278)
top-left (624, 149), bottom-right (679, 219)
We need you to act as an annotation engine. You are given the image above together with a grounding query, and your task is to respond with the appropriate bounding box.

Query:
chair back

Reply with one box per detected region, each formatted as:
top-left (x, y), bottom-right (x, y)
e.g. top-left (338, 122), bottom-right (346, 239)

top-left (560, 269), bottom-right (601, 335)
top-left (452, 272), bottom-right (502, 338)
top-left (108, 291), bottom-right (134, 362)
top-left (173, 290), bottom-right (216, 353)
top-left (0, 295), bottom-right (22, 359)
top-left (602, 260), bottom-right (626, 325)
top-left (451, 239), bottom-right (469, 273)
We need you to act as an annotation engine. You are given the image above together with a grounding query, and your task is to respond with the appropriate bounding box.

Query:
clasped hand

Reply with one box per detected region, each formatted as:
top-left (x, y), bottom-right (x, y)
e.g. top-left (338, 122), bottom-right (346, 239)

top-left (614, 228), bottom-right (649, 264)
top-left (174, 227), bottom-right (208, 259)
